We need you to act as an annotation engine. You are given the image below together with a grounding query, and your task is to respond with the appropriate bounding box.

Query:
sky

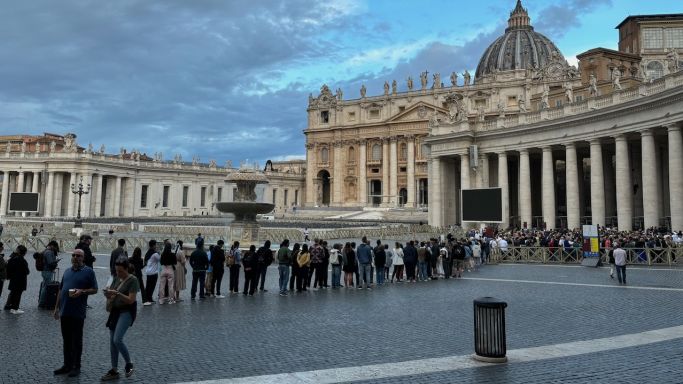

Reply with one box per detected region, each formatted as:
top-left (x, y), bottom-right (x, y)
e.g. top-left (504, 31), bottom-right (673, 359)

top-left (0, 0), bottom-right (680, 166)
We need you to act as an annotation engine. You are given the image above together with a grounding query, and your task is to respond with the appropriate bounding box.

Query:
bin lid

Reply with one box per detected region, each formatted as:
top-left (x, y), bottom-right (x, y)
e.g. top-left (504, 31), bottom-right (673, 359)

top-left (474, 297), bottom-right (507, 308)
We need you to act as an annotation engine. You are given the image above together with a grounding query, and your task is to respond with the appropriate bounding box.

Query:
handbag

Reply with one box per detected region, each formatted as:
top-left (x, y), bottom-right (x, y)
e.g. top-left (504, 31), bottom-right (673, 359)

top-left (106, 275), bottom-right (132, 312)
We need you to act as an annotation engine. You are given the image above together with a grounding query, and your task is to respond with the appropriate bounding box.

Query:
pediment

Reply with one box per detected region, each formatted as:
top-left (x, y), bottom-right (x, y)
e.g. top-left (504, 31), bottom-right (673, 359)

top-left (387, 102), bottom-right (448, 123)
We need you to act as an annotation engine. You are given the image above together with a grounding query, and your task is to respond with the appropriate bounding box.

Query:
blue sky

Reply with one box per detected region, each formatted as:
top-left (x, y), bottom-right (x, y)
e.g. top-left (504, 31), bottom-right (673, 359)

top-left (0, 0), bottom-right (679, 166)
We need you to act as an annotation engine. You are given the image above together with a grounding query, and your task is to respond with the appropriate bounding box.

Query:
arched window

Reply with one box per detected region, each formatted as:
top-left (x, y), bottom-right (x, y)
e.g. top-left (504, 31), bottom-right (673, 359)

top-left (348, 147), bottom-right (355, 163)
top-left (372, 144), bottom-right (382, 161)
top-left (400, 143), bottom-right (407, 161)
top-left (647, 61), bottom-right (664, 80)
top-left (320, 147), bottom-right (329, 163)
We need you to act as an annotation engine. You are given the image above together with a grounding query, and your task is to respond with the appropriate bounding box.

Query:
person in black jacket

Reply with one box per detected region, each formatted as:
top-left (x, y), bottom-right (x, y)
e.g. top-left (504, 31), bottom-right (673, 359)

top-left (128, 248), bottom-right (145, 301)
top-left (76, 235), bottom-right (95, 268)
top-left (110, 239), bottom-right (128, 277)
top-left (403, 241), bottom-right (418, 283)
top-left (190, 240), bottom-right (209, 300)
top-left (210, 240), bottom-right (226, 298)
top-left (242, 245), bottom-right (258, 296)
top-left (255, 240), bottom-right (272, 292)
top-left (373, 243), bottom-right (386, 286)
top-left (4, 245), bottom-right (29, 314)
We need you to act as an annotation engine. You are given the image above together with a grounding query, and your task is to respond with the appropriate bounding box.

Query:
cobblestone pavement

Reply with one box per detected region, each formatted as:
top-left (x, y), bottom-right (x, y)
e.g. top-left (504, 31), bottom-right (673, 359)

top-left (0, 254), bottom-right (681, 383)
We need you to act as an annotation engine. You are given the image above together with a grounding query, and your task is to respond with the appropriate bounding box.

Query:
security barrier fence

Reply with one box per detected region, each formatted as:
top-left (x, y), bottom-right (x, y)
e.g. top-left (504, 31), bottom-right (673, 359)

top-left (489, 246), bottom-right (681, 266)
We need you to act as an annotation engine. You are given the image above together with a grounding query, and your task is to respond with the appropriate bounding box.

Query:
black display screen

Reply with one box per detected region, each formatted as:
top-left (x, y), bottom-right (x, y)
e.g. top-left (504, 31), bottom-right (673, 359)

top-left (9, 192), bottom-right (40, 212)
top-left (461, 188), bottom-right (502, 222)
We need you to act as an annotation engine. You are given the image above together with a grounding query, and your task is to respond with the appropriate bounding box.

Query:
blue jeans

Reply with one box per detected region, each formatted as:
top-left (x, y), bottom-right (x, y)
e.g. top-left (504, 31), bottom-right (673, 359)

top-left (376, 267), bottom-right (384, 285)
top-left (331, 265), bottom-right (342, 287)
top-left (278, 265), bottom-right (290, 294)
top-left (418, 261), bottom-right (428, 281)
top-left (359, 263), bottom-right (372, 288)
top-left (110, 311), bottom-right (133, 369)
top-left (39, 270), bottom-right (54, 305)
top-left (616, 265), bottom-right (627, 284)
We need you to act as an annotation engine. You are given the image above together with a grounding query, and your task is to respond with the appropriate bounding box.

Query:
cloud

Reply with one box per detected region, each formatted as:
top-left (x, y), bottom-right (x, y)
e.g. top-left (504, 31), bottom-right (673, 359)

top-left (534, 0), bottom-right (612, 39)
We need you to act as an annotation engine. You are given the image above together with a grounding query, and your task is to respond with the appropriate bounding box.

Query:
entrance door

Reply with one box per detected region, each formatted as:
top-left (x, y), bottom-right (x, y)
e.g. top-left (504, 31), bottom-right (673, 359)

top-left (399, 188), bottom-right (407, 206)
top-left (370, 180), bottom-right (382, 206)
top-left (317, 170), bottom-right (331, 206)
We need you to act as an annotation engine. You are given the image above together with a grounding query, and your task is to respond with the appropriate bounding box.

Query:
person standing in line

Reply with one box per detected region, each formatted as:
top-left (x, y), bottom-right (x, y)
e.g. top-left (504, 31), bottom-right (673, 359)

top-left (0, 242), bottom-right (6, 300)
top-left (384, 243), bottom-right (392, 282)
top-left (128, 248), bottom-right (145, 301)
top-left (321, 240), bottom-right (330, 288)
top-left (403, 241), bottom-right (418, 283)
top-left (52, 248), bottom-right (98, 378)
top-left (76, 235), bottom-right (96, 269)
top-left (210, 240), bottom-right (226, 298)
top-left (417, 242), bottom-right (428, 282)
top-left (40, 240), bottom-right (60, 308)
top-left (173, 241), bottom-right (187, 301)
top-left (471, 239), bottom-right (481, 270)
top-left (277, 239), bottom-right (291, 296)
top-left (452, 240), bottom-right (465, 278)
top-left (374, 242), bottom-right (386, 286)
top-left (157, 243), bottom-right (176, 305)
top-left (142, 240), bottom-right (160, 306)
top-left (4, 245), bottom-right (29, 314)
top-left (205, 245), bottom-right (214, 297)
top-left (189, 240), bottom-right (209, 300)
top-left (255, 240), bottom-right (273, 292)
top-left (100, 258), bottom-right (138, 381)
top-left (430, 238), bottom-right (441, 279)
top-left (309, 239), bottom-right (324, 289)
top-left (289, 243), bottom-right (301, 291)
top-left (351, 242), bottom-right (359, 287)
top-left (109, 239), bottom-right (128, 277)
top-left (242, 245), bottom-right (258, 296)
top-left (342, 242), bottom-right (356, 288)
top-left (440, 244), bottom-right (451, 279)
top-left (356, 237), bottom-right (373, 290)
top-left (613, 243), bottom-right (628, 285)
top-left (194, 233), bottom-right (203, 247)
top-left (228, 241), bottom-right (242, 294)
top-left (391, 243), bottom-right (404, 283)
top-left (296, 243), bottom-right (310, 293)
top-left (329, 243), bottom-right (342, 288)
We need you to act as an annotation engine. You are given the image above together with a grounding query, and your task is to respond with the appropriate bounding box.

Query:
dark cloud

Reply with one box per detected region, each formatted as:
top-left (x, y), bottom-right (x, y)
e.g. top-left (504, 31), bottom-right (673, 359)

top-left (534, 0), bottom-right (613, 39)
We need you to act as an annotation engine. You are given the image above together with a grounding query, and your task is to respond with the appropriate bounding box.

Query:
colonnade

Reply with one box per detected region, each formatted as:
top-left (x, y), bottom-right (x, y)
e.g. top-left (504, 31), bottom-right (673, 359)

top-left (431, 122), bottom-right (683, 231)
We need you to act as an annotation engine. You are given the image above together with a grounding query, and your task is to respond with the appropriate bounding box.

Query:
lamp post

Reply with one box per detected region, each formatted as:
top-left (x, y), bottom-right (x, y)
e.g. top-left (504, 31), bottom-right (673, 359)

top-left (71, 176), bottom-right (91, 228)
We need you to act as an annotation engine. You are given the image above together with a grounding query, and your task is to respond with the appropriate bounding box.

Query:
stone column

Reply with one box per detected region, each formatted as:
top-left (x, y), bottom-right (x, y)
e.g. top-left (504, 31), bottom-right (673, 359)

top-left (0, 171), bottom-right (9, 215)
top-left (305, 143), bottom-right (316, 207)
top-left (565, 143), bottom-right (580, 229)
top-left (94, 174), bottom-right (103, 217)
top-left (389, 137), bottom-right (398, 206)
top-left (81, 174), bottom-right (91, 217)
top-left (113, 176), bottom-right (122, 217)
top-left (478, 154), bottom-right (490, 188)
top-left (668, 124), bottom-right (683, 231)
top-left (498, 152), bottom-right (509, 228)
top-left (67, 173), bottom-right (77, 217)
top-left (31, 171), bottom-right (39, 193)
top-left (406, 137), bottom-right (415, 207)
top-left (590, 139), bottom-right (606, 227)
top-left (541, 146), bottom-right (556, 229)
top-left (44, 172), bottom-right (54, 218)
top-left (332, 142), bottom-right (343, 205)
top-left (358, 141), bottom-right (367, 205)
top-left (640, 129), bottom-right (660, 228)
top-left (17, 171), bottom-right (25, 192)
top-left (381, 139), bottom-right (389, 205)
top-left (460, 153), bottom-right (470, 190)
top-left (519, 149), bottom-right (532, 228)
top-left (614, 135), bottom-right (633, 230)
top-left (430, 156), bottom-right (442, 226)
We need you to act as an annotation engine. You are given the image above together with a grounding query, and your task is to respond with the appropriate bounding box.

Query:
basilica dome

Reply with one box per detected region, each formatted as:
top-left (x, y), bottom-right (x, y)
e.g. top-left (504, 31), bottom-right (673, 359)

top-left (475, 0), bottom-right (565, 80)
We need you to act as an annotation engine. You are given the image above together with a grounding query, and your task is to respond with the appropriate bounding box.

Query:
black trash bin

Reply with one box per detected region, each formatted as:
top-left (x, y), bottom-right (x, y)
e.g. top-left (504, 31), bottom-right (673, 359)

top-left (473, 297), bottom-right (507, 363)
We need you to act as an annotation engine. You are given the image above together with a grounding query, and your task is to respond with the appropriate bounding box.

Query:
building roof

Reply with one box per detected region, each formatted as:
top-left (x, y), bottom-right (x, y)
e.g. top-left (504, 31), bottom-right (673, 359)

top-left (615, 14), bottom-right (683, 29)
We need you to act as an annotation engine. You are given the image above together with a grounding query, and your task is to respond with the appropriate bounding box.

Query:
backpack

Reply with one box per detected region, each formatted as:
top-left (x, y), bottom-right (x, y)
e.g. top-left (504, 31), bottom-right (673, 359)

top-left (33, 252), bottom-right (45, 271)
top-left (226, 249), bottom-right (235, 266)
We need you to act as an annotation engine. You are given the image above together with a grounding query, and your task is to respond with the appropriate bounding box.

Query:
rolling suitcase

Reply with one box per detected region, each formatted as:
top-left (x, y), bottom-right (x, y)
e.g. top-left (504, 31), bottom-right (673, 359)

top-left (39, 268), bottom-right (60, 309)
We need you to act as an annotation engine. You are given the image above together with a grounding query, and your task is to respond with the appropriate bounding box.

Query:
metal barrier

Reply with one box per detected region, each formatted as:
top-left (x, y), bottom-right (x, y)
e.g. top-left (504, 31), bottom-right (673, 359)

top-left (490, 246), bottom-right (681, 266)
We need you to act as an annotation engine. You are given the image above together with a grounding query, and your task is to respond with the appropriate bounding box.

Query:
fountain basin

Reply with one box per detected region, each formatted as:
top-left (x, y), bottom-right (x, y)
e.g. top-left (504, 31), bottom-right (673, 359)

top-left (215, 202), bottom-right (274, 222)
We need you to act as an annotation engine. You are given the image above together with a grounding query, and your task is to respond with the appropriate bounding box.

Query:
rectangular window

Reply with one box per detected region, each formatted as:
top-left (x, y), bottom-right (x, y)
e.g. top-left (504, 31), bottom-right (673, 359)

top-left (217, 187), bottom-right (222, 202)
top-left (371, 168), bottom-right (380, 173)
top-left (140, 185), bottom-right (148, 208)
top-left (284, 189), bottom-right (288, 206)
top-left (643, 28), bottom-right (663, 49)
top-left (400, 167), bottom-right (407, 173)
top-left (162, 186), bottom-right (170, 208)
top-left (320, 110), bottom-right (329, 124)
top-left (664, 28), bottom-right (683, 48)
top-left (369, 109), bottom-right (380, 119)
top-left (555, 100), bottom-right (562, 107)
top-left (398, 106), bottom-right (406, 112)
top-left (200, 186), bottom-right (206, 207)
top-left (294, 190), bottom-right (299, 205)
top-left (182, 186), bottom-right (189, 207)
top-left (575, 95), bottom-right (583, 102)
top-left (272, 189), bottom-right (277, 204)
top-left (507, 96), bottom-right (517, 107)
top-left (347, 112), bottom-right (356, 121)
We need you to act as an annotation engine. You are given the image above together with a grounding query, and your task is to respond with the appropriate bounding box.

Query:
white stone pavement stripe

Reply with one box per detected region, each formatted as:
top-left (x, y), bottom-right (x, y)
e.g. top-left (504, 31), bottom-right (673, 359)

top-left (178, 325), bottom-right (683, 384)
top-left (460, 277), bottom-right (683, 292)
top-left (497, 263), bottom-right (683, 272)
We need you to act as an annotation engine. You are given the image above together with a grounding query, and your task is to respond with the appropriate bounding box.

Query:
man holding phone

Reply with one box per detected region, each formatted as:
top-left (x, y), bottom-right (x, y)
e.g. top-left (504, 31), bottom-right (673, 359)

top-left (52, 248), bottom-right (98, 378)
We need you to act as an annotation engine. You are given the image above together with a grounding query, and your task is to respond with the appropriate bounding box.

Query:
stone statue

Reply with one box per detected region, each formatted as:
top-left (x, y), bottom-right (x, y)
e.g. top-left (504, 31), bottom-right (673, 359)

top-left (477, 107), bottom-right (485, 122)
top-left (50, 141), bottom-right (56, 153)
top-left (432, 73), bottom-right (441, 89)
top-left (20, 142), bottom-right (26, 153)
top-left (35, 142), bottom-right (41, 153)
top-left (589, 73), bottom-right (598, 97)
top-left (667, 48), bottom-right (680, 73)
top-left (226, 160), bottom-right (233, 168)
top-left (463, 70), bottom-right (471, 86)
top-left (518, 96), bottom-right (527, 113)
top-left (612, 68), bottom-right (622, 90)
top-left (63, 133), bottom-right (77, 152)
top-left (383, 81), bottom-right (390, 96)
top-left (192, 155), bottom-right (198, 166)
top-left (428, 111), bottom-right (439, 127)
top-left (209, 159), bottom-right (217, 168)
top-left (88, 143), bottom-right (94, 153)
top-left (336, 88), bottom-right (343, 101)
top-left (134, 151), bottom-right (140, 161)
top-left (564, 81), bottom-right (574, 103)
top-left (420, 71), bottom-right (428, 90)
top-left (360, 84), bottom-right (367, 98)
top-left (391, 80), bottom-right (397, 95)
top-left (99, 144), bottom-right (105, 155)
top-left (406, 76), bottom-right (414, 90)
top-left (5, 142), bottom-right (10, 154)
top-left (541, 84), bottom-right (550, 109)
top-left (497, 101), bottom-right (505, 116)
top-left (450, 72), bottom-right (457, 87)
top-left (308, 93), bottom-right (314, 105)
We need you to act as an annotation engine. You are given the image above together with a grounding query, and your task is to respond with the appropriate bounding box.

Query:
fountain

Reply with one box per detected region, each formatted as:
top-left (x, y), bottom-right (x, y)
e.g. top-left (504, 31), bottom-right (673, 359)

top-left (215, 165), bottom-right (274, 245)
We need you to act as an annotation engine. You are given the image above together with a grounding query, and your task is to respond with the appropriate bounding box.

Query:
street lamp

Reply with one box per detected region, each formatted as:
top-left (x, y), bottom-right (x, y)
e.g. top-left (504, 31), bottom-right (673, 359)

top-left (71, 176), bottom-right (91, 228)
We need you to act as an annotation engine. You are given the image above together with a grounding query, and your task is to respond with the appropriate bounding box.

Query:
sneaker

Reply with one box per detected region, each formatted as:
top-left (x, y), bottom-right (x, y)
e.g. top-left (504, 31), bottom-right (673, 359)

top-left (158, 301), bottom-right (165, 305)
top-left (10, 309), bottom-right (24, 314)
top-left (279, 293), bottom-right (286, 296)
top-left (124, 363), bottom-right (134, 378)
top-left (143, 302), bottom-right (152, 306)
top-left (101, 369), bottom-right (120, 381)
top-left (54, 366), bottom-right (70, 375)
top-left (168, 300), bottom-right (176, 305)
top-left (216, 295), bottom-right (225, 299)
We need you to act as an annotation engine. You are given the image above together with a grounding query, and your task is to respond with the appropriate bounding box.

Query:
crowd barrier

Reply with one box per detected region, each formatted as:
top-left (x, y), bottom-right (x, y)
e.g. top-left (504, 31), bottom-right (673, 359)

top-left (489, 246), bottom-right (681, 266)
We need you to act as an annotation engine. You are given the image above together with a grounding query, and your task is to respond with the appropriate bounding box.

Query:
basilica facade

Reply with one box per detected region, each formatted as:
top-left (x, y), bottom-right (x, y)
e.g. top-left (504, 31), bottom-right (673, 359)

top-left (304, 1), bottom-right (683, 231)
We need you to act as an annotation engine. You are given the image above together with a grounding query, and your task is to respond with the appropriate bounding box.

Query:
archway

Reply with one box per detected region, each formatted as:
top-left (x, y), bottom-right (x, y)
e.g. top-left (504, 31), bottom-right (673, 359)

top-left (399, 188), bottom-right (408, 206)
top-left (317, 170), bottom-right (331, 206)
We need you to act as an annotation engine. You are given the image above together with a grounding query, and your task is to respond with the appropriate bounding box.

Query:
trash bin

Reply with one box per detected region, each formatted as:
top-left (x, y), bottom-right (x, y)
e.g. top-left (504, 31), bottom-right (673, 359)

top-left (473, 297), bottom-right (507, 363)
